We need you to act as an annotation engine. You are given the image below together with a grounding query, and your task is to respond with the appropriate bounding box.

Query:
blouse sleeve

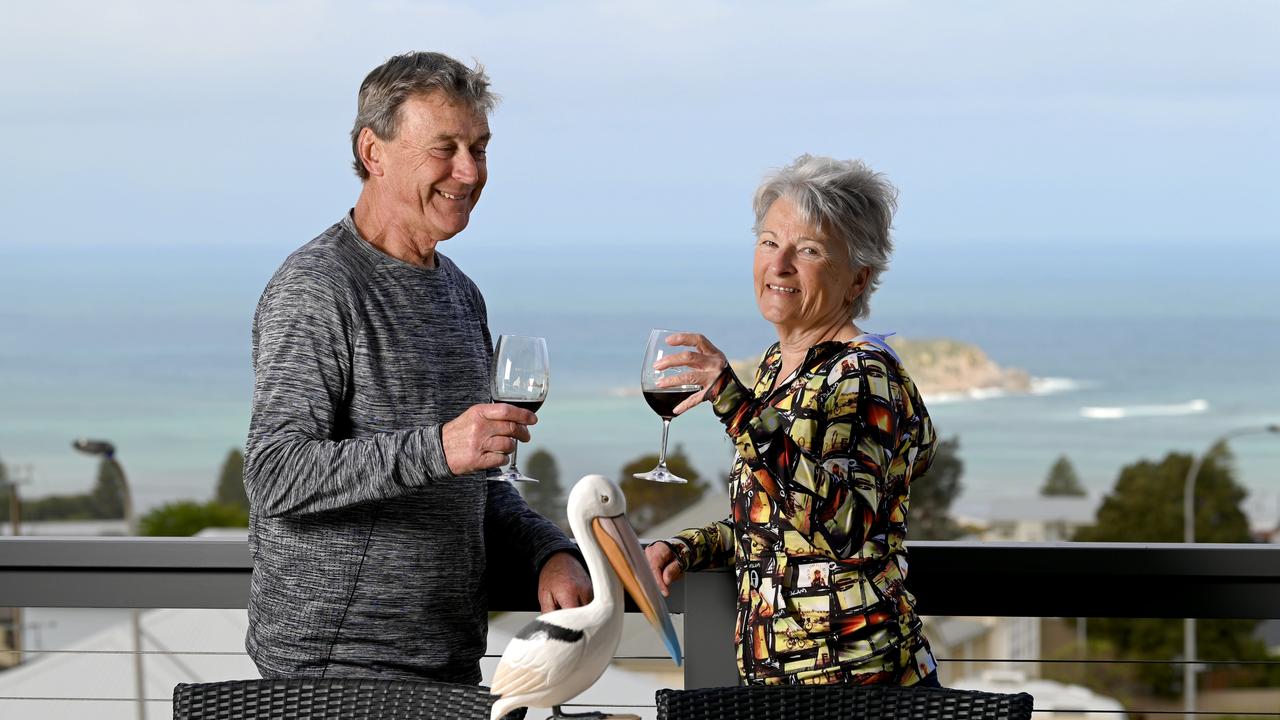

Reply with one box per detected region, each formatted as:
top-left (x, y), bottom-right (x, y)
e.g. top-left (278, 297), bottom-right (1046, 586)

top-left (657, 365), bottom-right (754, 571)
top-left (668, 520), bottom-right (735, 571)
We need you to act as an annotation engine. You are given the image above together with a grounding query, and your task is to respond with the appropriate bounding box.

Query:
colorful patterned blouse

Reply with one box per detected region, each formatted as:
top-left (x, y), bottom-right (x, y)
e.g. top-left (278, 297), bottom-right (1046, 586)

top-left (668, 334), bottom-right (938, 685)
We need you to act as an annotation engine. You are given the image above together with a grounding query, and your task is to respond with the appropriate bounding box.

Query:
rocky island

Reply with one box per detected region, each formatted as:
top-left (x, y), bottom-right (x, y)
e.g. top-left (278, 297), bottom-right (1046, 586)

top-left (886, 337), bottom-right (1031, 400)
top-left (729, 337), bottom-right (1031, 401)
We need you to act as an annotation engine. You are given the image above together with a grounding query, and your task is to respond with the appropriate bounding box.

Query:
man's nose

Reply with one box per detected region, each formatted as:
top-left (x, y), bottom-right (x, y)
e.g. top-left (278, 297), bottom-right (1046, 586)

top-left (453, 151), bottom-right (479, 185)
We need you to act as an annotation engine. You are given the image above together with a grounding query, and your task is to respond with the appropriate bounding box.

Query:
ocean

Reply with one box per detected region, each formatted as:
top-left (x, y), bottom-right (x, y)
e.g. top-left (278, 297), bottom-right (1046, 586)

top-left (2, 239), bottom-right (1278, 528)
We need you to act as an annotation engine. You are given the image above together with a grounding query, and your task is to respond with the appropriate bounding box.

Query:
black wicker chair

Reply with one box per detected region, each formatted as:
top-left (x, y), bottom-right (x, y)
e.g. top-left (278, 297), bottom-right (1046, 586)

top-left (656, 685), bottom-right (1034, 720)
top-left (172, 678), bottom-right (526, 720)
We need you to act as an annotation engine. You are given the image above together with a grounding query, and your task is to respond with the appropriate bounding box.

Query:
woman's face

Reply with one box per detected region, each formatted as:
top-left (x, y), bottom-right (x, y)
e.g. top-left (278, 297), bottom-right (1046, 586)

top-left (753, 197), bottom-right (861, 336)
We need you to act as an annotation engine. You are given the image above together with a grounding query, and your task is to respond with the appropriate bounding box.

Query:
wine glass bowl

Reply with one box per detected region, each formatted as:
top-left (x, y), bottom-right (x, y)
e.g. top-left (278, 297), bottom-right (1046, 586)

top-left (491, 335), bottom-right (549, 483)
top-left (635, 329), bottom-right (696, 484)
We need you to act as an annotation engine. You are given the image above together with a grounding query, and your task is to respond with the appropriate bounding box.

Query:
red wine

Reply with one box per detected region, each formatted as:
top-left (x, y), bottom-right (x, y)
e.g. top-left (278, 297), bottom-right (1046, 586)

top-left (643, 387), bottom-right (700, 419)
top-left (504, 399), bottom-right (544, 414)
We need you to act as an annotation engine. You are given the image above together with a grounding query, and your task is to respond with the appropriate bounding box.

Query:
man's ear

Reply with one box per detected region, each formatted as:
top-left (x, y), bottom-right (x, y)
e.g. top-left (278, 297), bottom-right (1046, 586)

top-left (357, 127), bottom-right (385, 179)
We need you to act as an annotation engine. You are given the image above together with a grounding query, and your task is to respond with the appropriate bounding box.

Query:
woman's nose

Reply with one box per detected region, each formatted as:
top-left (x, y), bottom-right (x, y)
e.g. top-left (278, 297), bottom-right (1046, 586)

top-left (771, 248), bottom-right (796, 274)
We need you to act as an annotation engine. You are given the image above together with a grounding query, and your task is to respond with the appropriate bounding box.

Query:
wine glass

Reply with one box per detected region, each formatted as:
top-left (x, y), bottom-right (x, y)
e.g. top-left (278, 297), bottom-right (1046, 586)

top-left (634, 328), bottom-right (700, 484)
top-left (491, 335), bottom-right (549, 483)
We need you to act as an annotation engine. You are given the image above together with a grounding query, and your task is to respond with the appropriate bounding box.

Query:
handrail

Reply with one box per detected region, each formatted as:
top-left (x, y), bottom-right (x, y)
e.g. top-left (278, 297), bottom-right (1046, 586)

top-left (3, 537), bottom-right (1280, 692)
top-left (2, 538), bottom-right (1278, 618)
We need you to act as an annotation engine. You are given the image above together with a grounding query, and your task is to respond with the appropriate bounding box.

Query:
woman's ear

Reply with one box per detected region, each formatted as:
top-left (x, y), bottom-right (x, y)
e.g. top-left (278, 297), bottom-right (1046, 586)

top-left (848, 266), bottom-right (871, 304)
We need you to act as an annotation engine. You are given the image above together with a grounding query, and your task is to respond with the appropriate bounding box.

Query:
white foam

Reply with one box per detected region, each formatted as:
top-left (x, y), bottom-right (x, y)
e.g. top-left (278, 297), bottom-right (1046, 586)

top-left (1031, 377), bottom-right (1085, 395)
top-left (1080, 398), bottom-right (1209, 420)
top-left (924, 376), bottom-right (1084, 405)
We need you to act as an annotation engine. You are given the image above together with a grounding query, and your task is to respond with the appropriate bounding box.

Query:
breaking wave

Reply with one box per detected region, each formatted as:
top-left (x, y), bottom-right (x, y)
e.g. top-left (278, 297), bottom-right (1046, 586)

top-left (927, 376), bottom-right (1085, 405)
top-left (1080, 398), bottom-right (1209, 420)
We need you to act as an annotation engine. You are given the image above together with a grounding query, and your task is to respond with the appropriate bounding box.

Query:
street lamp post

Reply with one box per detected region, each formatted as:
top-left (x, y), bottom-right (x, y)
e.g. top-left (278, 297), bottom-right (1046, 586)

top-left (72, 438), bottom-right (145, 720)
top-left (1, 467), bottom-right (25, 667)
top-left (1182, 424), bottom-right (1280, 720)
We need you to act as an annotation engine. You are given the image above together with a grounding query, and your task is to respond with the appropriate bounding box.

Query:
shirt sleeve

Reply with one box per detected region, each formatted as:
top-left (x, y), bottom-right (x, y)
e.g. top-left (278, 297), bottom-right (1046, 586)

top-left (243, 265), bottom-right (455, 518)
top-left (484, 480), bottom-right (581, 575)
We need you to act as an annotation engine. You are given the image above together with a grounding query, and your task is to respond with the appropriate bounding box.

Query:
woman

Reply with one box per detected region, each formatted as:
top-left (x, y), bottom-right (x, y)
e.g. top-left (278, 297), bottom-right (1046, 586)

top-left (644, 155), bottom-right (940, 687)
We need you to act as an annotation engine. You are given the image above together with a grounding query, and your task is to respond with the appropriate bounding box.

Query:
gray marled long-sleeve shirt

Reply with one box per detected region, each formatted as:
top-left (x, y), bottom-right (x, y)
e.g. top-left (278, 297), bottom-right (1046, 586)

top-left (244, 213), bottom-right (574, 683)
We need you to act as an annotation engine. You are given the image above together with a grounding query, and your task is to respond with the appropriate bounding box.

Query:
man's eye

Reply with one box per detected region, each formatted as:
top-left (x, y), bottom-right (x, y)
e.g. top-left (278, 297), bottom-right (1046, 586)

top-left (473, 148), bottom-right (488, 158)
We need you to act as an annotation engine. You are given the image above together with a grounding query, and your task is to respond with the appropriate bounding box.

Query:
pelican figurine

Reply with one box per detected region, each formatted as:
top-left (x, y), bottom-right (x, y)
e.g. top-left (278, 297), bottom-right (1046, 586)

top-left (490, 474), bottom-right (682, 720)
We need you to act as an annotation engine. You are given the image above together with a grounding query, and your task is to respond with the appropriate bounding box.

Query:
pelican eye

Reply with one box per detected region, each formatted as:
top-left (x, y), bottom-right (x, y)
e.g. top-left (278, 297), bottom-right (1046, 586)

top-left (600, 494), bottom-right (610, 504)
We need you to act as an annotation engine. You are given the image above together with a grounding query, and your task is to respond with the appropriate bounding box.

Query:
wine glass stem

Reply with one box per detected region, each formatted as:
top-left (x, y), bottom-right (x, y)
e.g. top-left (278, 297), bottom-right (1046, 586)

top-left (509, 442), bottom-right (521, 475)
top-left (657, 418), bottom-right (671, 468)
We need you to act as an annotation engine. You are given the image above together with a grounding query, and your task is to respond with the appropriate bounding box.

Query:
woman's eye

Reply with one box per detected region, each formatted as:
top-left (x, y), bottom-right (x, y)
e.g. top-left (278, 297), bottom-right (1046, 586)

top-left (758, 239), bottom-right (777, 248)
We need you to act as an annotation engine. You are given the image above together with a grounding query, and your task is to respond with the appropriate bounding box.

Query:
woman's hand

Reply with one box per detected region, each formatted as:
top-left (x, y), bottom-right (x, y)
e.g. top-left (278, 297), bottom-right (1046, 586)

top-left (644, 541), bottom-right (684, 598)
top-left (653, 332), bottom-right (728, 415)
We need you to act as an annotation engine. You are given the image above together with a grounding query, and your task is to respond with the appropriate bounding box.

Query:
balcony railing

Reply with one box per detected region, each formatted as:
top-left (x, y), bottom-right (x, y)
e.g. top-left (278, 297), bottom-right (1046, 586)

top-left (1, 538), bottom-right (1279, 717)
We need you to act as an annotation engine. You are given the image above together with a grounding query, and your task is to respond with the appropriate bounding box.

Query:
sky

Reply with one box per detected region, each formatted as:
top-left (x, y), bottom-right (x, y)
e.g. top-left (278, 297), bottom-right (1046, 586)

top-left (2, 1), bottom-right (1278, 322)
top-left (1, 2), bottom-right (1279, 507)
top-left (2, 1), bottom-right (1277, 254)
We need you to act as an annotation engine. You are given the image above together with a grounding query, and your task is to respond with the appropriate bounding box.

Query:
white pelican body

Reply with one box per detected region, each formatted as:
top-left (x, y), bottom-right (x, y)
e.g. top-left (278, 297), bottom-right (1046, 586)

top-left (490, 475), bottom-right (681, 720)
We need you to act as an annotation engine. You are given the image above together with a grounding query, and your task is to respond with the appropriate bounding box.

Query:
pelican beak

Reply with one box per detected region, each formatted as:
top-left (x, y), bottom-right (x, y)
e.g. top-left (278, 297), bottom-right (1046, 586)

top-left (592, 514), bottom-right (683, 666)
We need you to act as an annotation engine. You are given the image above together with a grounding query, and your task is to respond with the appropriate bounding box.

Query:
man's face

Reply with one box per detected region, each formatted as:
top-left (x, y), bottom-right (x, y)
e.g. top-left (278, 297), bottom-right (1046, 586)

top-left (377, 92), bottom-right (490, 243)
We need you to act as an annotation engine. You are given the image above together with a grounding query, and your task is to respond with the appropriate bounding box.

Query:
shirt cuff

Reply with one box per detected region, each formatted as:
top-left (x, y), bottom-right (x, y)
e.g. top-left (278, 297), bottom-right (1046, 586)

top-left (709, 365), bottom-right (752, 427)
top-left (420, 424), bottom-right (455, 481)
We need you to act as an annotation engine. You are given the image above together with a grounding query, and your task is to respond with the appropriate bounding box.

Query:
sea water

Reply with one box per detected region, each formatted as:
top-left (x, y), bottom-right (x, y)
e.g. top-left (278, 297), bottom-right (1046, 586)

top-left (2, 241), bottom-right (1278, 529)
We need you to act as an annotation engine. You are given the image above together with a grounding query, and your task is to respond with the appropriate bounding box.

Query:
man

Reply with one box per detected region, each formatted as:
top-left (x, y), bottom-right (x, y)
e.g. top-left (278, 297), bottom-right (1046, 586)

top-left (244, 51), bottom-right (591, 683)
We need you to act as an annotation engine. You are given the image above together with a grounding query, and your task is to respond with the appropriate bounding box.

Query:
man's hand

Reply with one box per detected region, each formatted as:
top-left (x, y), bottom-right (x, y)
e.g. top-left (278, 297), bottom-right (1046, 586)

top-left (644, 541), bottom-right (684, 598)
top-left (441, 403), bottom-right (536, 476)
top-left (537, 551), bottom-right (593, 613)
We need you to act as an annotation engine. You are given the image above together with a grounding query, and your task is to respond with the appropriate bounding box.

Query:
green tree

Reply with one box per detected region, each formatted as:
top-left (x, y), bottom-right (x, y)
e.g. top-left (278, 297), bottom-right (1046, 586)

top-left (23, 494), bottom-right (92, 521)
top-left (89, 459), bottom-right (125, 518)
top-left (618, 445), bottom-right (708, 534)
top-left (21, 458), bottom-right (126, 521)
top-left (215, 448), bottom-right (249, 511)
top-left (1073, 443), bottom-right (1266, 695)
top-left (910, 436), bottom-right (964, 540)
top-left (139, 500), bottom-right (249, 537)
top-left (1041, 455), bottom-right (1086, 496)
top-left (521, 448), bottom-right (567, 530)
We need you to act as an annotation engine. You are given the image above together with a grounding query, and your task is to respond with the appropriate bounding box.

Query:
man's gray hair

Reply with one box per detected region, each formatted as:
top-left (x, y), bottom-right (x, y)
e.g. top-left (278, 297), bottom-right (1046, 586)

top-left (350, 51), bottom-right (498, 180)
top-left (752, 154), bottom-right (899, 320)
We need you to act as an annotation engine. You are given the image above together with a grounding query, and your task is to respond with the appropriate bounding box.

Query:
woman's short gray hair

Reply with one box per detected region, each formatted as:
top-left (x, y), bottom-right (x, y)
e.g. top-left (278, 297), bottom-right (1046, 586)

top-left (753, 154), bottom-right (899, 320)
top-left (350, 51), bottom-right (499, 180)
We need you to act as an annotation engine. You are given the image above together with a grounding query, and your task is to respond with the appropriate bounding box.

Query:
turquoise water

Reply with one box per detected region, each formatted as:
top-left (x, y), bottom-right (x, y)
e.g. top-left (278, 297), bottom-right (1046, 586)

top-left (2, 241), bottom-right (1278, 527)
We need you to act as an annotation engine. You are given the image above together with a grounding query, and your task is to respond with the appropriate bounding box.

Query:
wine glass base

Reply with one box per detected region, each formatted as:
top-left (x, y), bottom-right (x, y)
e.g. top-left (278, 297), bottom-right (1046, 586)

top-left (633, 468), bottom-right (688, 484)
top-left (493, 470), bottom-right (539, 483)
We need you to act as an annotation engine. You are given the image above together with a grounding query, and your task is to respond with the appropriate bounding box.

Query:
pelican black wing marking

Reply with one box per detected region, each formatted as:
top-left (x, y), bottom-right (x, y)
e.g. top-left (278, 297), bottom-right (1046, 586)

top-left (515, 619), bottom-right (584, 643)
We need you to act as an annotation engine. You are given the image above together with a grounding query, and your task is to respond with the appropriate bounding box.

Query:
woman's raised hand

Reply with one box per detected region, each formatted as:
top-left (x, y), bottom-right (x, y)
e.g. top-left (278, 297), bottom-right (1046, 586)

top-left (653, 332), bottom-right (728, 415)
